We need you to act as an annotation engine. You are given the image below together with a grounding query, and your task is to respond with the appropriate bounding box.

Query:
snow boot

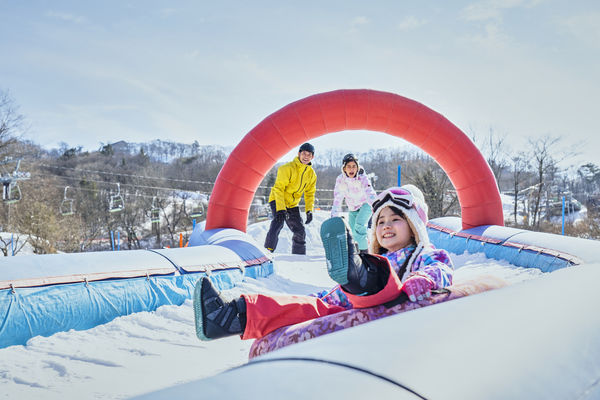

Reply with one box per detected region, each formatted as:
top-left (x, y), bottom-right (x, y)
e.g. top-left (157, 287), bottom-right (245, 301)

top-left (320, 217), bottom-right (387, 295)
top-left (193, 277), bottom-right (246, 341)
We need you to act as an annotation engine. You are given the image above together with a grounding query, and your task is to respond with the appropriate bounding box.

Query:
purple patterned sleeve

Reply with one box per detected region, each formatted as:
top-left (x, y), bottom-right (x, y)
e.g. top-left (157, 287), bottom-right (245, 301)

top-left (412, 248), bottom-right (454, 289)
top-left (311, 285), bottom-right (353, 309)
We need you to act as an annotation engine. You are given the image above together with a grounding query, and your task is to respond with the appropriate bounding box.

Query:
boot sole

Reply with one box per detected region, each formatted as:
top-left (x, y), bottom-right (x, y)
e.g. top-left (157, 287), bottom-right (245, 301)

top-left (320, 217), bottom-right (349, 286)
top-left (193, 277), bottom-right (213, 341)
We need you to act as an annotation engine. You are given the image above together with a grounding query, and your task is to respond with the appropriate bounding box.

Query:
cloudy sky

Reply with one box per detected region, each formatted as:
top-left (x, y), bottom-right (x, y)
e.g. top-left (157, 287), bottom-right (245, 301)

top-left (1, 0), bottom-right (599, 166)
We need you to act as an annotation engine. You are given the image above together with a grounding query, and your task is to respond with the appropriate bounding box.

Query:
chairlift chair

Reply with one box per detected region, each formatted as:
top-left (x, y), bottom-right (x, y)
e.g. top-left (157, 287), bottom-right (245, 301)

top-left (150, 196), bottom-right (160, 223)
top-left (256, 204), bottom-right (271, 221)
top-left (60, 186), bottom-right (74, 216)
top-left (2, 182), bottom-right (21, 204)
top-left (0, 158), bottom-right (29, 204)
top-left (108, 183), bottom-right (124, 213)
top-left (190, 203), bottom-right (204, 219)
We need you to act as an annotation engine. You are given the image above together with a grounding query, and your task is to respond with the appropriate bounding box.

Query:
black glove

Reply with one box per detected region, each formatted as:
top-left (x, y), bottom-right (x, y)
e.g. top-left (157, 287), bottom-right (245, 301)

top-left (275, 210), bottom-right (287, 223)
top-left (305, 211), bottom-right (313, 224)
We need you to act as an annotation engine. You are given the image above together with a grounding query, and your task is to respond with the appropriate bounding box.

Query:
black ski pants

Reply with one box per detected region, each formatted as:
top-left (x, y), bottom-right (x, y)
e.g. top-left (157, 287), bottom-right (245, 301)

top-left (264, 201), bottom-right (306, 255)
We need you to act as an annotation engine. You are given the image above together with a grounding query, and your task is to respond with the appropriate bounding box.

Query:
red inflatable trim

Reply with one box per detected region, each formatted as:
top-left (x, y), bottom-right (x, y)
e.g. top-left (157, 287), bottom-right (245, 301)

top-left (206, 89), bottom-right (503, 232)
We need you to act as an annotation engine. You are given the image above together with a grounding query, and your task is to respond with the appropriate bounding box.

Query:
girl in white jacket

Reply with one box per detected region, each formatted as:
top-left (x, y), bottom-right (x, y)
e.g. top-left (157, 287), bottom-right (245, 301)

top-left (330, 154), bottom-right (378, 252)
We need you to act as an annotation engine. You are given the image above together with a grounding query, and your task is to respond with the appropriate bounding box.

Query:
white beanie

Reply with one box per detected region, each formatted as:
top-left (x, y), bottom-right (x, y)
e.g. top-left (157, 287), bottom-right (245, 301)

top-left (369, 184), bottom-right (430, 280)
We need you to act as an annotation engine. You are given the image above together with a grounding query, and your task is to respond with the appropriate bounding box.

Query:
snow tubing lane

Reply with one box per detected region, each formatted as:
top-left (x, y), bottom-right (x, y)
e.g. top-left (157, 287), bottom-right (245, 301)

top-left (248, 275), bottom-right (508, 359)
top-left (205, 89), bottom-right (503, 232)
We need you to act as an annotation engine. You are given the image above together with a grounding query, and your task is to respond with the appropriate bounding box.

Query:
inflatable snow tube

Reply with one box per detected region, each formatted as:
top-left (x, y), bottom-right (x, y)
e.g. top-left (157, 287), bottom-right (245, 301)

top-left (249, 275), bottom-right (507, 359)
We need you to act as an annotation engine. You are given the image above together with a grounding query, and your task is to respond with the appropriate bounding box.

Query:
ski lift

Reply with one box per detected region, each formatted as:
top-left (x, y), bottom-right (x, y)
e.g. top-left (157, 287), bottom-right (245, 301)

top-left (190, 201), bottom-right (204, 219)
top-left (150, 196), bottom-right (160, 223)
top-left (2, 182), bottom-right (21, 204)
top-left (255, 204), bottom-right (271, 221)
top-left (60, 186), bottom-right (74, 216)
top-left (1, 157), bottom-right (29, 204)
top-left (108, 183), bottom-right (124, 213)
top-left (255, 196), bottom-right (271, 221)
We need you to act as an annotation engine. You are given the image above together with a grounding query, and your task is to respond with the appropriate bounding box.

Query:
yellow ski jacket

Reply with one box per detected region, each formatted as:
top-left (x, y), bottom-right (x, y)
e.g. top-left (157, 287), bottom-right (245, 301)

top-left (268, 156), bottom-right (317, 212)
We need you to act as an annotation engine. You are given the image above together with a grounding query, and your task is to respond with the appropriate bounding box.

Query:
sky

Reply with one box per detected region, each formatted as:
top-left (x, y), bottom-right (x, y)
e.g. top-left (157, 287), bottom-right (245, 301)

top-left (0, 211), bottom-right (546, 399)
top-left (1, 0), bottom-right (599, 166)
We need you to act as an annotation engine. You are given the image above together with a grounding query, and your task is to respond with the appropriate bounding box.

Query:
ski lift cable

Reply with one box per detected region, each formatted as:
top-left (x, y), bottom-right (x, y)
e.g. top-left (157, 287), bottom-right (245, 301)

top-left (43, 182), bottom-right (209, 202)
top-left (37, 169), bottom-right (304, 195)
top-left (38, 164), bottom-right (334, 192)
top-left (36, 172), bottom-right (211, 195)
top-left (39, 164), bottom-right (217, 187)
top-left (36, 169), bottom-right (208, 193)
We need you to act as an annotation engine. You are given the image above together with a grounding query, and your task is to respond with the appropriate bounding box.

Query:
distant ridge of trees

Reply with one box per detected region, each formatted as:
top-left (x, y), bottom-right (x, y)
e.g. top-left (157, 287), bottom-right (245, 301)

top-left (0, 88), bottom-right (598, 255)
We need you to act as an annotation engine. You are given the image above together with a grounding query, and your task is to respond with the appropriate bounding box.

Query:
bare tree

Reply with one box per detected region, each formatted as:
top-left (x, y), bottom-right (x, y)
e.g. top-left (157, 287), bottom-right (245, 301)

top-left (160, 192), bottom-right (193, 247)
top-left (0, 233), bottom-right (28, 256)
top-left (510, 152), bottom-right (530, 225)
top-left (528, 135), bottom-right (566, 228)
top-left (116, 192), bottom-right (146, 250)
top-left (470, 127), bottom-right (509, 189)
top-left (577, 163), bottom-right (600, 196)
top-left (404, 157), bottom-right (458, 218)
top-left (0, 89), bottom-right (25, 154)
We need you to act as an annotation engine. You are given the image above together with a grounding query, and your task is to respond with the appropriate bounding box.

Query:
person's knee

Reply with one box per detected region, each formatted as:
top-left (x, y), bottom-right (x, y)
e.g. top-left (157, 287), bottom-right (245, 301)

top-left (289, 218), bottom-right (305, 236)
top-left (354, 223), bottom-right (367, 237)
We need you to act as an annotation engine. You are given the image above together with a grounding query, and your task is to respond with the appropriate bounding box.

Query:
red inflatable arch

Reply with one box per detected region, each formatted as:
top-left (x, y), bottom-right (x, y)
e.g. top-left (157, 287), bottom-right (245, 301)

top-left (205, 89), bottom-right (504, 232)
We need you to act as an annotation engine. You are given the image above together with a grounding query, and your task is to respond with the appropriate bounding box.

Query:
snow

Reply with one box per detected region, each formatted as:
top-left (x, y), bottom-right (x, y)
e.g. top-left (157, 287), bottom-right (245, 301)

top-left (500, 192), bottom-right (588, 226)
top-left (0, 211), bottom-right (548, 399)
top-left (0, 232), bottom-right (36, 256)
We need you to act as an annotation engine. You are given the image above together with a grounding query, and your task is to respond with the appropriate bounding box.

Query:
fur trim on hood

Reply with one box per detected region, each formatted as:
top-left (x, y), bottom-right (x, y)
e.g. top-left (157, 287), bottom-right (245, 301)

top-left (369, 185), bottom-right (430, 279)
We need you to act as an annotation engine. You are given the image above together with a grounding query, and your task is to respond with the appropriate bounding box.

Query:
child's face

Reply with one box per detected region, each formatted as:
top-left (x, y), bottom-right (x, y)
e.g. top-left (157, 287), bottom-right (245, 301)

top-left (375, 206), bottom-right (414, 253)
top-left (343, 161), bottom-right (358, 177)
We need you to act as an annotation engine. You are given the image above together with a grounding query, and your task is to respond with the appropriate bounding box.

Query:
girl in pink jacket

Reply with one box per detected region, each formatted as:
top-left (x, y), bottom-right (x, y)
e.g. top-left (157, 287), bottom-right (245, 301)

top-left (330, 154), bottom-right (378, 252)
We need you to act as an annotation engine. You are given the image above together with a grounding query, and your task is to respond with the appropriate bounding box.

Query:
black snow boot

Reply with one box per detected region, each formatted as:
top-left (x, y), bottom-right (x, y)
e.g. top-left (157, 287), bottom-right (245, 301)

top-left (320, 217), bottom-right (388, 295)
top-left (193, 277), bottom-right (247, 341)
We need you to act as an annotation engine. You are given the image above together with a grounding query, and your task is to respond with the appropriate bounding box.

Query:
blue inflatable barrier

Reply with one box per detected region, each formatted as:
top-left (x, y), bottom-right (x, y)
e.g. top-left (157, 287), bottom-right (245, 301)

top-left (0, 229), bottom-right (273, 349)
top-left (427, 217), bottom-right (596, 272)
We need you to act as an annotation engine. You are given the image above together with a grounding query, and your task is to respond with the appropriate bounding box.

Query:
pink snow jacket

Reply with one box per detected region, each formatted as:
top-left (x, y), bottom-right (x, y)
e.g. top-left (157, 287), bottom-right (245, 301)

top-left (330, 171), bottom-right (377, 217)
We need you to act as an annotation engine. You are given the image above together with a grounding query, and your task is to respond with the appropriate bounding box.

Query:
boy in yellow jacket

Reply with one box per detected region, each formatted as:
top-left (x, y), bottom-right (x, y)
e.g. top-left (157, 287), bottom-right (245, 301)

top-left (264, 142), bottom-right (317, 254)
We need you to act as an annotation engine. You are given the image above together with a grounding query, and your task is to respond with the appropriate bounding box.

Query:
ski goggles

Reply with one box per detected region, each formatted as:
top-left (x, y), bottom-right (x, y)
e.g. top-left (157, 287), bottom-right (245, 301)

top-left (342, 153), bottom-right (358, 165)
top-left (372, 187), bottom-right (414, 212)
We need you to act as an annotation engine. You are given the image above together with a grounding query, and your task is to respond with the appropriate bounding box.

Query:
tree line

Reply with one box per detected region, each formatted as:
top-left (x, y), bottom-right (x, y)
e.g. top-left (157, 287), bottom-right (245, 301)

top-left (0, 89), bottom-right (598, 255)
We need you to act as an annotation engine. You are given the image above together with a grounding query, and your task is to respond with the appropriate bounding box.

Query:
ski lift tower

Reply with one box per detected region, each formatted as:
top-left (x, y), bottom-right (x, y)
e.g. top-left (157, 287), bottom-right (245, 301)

top-left (0, 157), bottom-right (30, 204)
